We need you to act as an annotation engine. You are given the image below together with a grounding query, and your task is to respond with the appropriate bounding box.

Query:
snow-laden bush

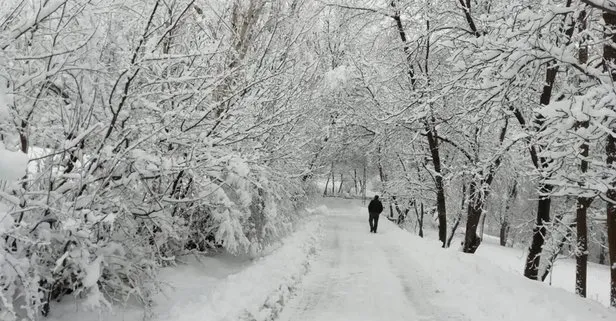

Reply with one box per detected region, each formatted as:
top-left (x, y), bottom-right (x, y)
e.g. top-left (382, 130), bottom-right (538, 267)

top-left (0, 147), bottom-right (318, 320)
top-left (0, 0), bottom-right (322, 319)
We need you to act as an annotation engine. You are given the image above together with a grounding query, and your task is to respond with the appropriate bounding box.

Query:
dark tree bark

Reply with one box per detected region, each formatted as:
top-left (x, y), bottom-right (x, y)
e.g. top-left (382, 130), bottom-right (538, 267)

top-left (540, 218), bottom-right (575, 282)
top-left (414, 202), bottom-right (425, 238)
top-left (451, 0), bottom-right (510, 253)
top-left (463, 181), bottom-right (483, 253)
top-left (425, 121), bottom-right (447, 246)
top-left (462, 121), bottom-right (508, 253)
top-left (604, 9), bottom-right (616, 308)
top-left (522, 63), bottom-right (559, 279)
top-left (499, 222), bottom-right (510, 246)
top-left (390, 0), bottom-right (416, 86)
top-left (523, 0), bottom-right (576, 281)
top-left (524, 184), bottom-right (554, 280)
top-left (576, 198), bottom-right (590, 297)
top-left (354, 169), bottom-right (358, 194)
top-left (419, 203), bottom-right (424, 237)
top-left (575, 9), bottom-right (590, 298)
top-left (388, 0), bottom-right (445, 244)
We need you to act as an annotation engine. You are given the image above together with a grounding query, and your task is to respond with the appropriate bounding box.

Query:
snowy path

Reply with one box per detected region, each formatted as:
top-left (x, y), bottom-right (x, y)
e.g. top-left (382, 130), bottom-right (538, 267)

top-left (277, 202), bottom-right (464, 321)
top-left (47, 198), bottom-right (616, 321)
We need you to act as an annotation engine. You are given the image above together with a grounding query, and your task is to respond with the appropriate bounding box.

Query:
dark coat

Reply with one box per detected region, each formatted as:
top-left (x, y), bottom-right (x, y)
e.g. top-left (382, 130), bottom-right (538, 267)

top-left (368, 198), bottom-right (384, 214)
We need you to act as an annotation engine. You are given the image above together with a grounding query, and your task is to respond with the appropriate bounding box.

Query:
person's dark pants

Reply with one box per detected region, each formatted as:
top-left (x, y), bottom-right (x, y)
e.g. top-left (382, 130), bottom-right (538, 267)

top-left (369, 212), bottom-right (380, 233)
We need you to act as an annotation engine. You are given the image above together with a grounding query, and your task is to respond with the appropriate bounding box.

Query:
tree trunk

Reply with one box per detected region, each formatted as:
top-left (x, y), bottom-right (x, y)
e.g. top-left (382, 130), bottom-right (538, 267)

top-left (499, 222), bottom-right (510, 247)
top-left (354, 169), bottom-right (358, 194)
top-left (523, 0), bottom-right (577, 279)
top-left (524, 184), bottom-right (553, 280)
top-left (338, 173), bottom-right (344, 194)
top-left (604, 9), bottom-right (616, 307)
top-left (500, 181), bottom-right (517, 246)
top-left (607, 158), bottom-right (616, 307)
top-left (463, 181), bottom-right (483, 253)
top-left (463, 121), bottom-right (507, 253)
top-left (419, 203), bottom-right (424, 238)
top-left (540, 220), bottom-right (574, 282)
top-left (523, 61), bottom-right (559, 279)
top-left (425, 121), bottom-right (447, 246)
top-left (323, 174), bottom-right (330, 196)
top-left (576, 199), bottom-right (590, 297)
top-left (575, 9), bottom-right (590, 297)
top-left (414, 202), bottom-right (424, 238)
top-left (362, 162), bottom-right (367, 203)
top-left (447, 213), bottom-right (462, 248)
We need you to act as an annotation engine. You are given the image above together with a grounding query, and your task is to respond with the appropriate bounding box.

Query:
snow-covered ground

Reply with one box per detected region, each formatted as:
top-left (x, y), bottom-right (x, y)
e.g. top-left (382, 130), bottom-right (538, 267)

top-left (475, 234), bottom-right (611, 306)
top-left (47, 198), bottom-right (616, 321)
top-left (277, 198), bottom-right (616, 321)
top-left (47, 214), bottom-right (323, 321)
top-left (415, 223), bottom-right (611, 307)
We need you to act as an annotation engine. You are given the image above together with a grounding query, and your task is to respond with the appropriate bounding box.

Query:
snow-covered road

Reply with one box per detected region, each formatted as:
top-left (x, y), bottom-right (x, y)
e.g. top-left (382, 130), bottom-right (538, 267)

top-left (277, 202), bottom-right (464, 321)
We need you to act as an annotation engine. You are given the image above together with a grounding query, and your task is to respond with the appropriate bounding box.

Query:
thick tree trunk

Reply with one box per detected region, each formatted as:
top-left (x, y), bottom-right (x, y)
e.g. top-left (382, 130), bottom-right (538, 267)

top-left (575, 10), bottom-right (590, 297)
top-left (604, 9), bottom-right (616, 307)
top-left (462, 122), bottom-right (507, 253)
top-left (607, 162), bottom-right (616, 307)
top-left (523, 62), bottom-right (558, 279)
top-left (425, 122), bottom-right (447, 246)
top-left (463, 182), bottom-right (483, 253)
top-left (576, 199), bottom-right (590, 297)
top-left (524, 183), bottom-right (553, 280)
top-left (523, 0), bottom-right (577, 280)
top-left (499, 222), bottom-right (510, 247)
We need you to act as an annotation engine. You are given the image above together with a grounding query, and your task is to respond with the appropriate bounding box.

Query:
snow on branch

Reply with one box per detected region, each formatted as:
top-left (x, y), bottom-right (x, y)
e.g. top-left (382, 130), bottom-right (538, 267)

top-left (0, 0), bottom-right (67, 50)
top-left (580, 0), bottom-right (616, 15)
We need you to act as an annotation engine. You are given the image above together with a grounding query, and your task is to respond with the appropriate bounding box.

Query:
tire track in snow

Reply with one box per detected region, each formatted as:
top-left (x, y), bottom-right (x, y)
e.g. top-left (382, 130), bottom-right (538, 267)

top-left (381, 244), bottom-right (468, 321)
top-left (276, 209), bottom-right (449, 321)
top-left (281, 218), bottom-right (341, 320)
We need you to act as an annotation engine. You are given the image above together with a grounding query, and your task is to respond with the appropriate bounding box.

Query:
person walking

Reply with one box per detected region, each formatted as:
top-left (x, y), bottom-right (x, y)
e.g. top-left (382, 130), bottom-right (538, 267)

top-left (368, 195), bottom-right (384, 233)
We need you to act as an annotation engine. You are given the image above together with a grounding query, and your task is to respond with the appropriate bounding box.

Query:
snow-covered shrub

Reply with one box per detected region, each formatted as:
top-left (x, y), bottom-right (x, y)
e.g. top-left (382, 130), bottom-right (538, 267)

top-left (0, 1), bottom-right (320, 319)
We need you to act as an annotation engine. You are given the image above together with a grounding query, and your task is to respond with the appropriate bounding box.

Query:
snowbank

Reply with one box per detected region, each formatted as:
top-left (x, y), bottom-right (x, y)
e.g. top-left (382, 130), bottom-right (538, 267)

top-left (475, 235), bottom-right (612, 307)
top-left (48, 215), bottom-right (323, 321)
top-left (381, 220), bottom-right (616, 321)
top-left (188, 218), bottom-right (322, 321)
top-left (421, 225), bottom-right (612, 307)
